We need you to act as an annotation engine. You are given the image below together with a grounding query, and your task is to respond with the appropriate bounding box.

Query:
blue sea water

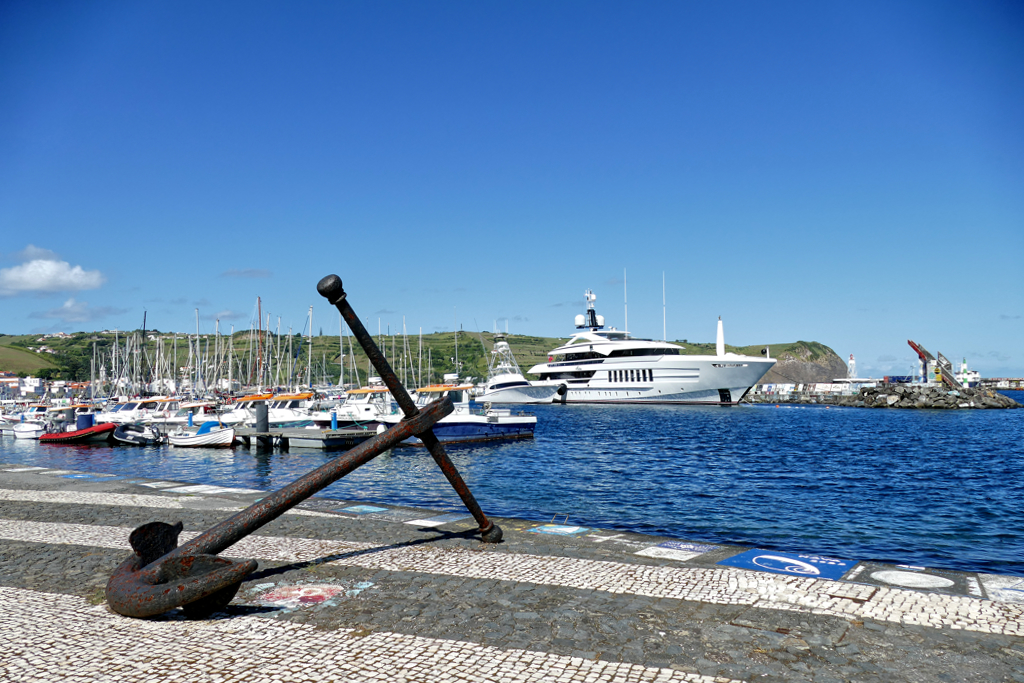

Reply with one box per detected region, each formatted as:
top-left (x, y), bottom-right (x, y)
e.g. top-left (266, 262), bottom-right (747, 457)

top-left (3, 391), bottom-right (1022, 576)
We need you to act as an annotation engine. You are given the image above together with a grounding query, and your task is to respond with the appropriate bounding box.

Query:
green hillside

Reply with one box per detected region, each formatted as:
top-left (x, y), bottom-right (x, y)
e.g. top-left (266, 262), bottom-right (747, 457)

top-left (0, 336), bottom-right (59, 374)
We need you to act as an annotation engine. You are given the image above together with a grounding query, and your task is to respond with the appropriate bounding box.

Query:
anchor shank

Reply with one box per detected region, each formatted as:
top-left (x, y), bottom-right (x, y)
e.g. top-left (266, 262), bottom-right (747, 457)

top-left (420, 429), bottom-right (494, 535)
top-left (319, 276), bottom-right (419, 418)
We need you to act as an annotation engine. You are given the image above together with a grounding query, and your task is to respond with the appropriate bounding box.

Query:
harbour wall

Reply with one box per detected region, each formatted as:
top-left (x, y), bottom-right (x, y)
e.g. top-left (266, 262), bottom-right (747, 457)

top-left (743, 383), bottom-right (1020, 409)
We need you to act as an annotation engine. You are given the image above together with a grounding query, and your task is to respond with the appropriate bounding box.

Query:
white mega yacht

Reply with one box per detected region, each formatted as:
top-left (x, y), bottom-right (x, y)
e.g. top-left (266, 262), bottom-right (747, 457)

top-left (527, 290), bottom-right (775, 405)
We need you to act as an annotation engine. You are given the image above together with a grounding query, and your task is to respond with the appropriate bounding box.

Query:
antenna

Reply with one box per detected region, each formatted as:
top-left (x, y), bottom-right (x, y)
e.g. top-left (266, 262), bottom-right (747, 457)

top-left (662, 272), bottom-right (666, 341)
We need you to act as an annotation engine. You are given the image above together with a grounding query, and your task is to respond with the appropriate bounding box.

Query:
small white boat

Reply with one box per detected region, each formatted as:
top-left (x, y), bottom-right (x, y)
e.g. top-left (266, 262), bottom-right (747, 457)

top-left (168, 421), bottom-right (236, 447)
top-left (477, 335), bottom-right (561, 404)
top-left (14, 422), bottom-right (47, 440)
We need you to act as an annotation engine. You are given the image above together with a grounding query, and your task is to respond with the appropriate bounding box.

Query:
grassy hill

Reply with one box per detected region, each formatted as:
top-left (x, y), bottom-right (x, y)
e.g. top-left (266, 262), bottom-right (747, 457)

top-left (0, 329), bottom-right (840, 386)
top-left (0, 336), bottom-right (59, 374)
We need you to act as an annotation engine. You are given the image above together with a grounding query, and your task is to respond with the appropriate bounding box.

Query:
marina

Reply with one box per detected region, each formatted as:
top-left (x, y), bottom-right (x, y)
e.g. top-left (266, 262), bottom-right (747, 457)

top-left (4, 393), bottom-right (1022, 577)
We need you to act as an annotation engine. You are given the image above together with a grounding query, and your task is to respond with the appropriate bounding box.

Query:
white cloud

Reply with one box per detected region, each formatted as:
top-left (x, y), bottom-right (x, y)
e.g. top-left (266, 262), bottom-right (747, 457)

top-left (29, 298), bottom-right (127, 324)
top-left (0, 257), bottom-right (105, 295)
top-left (16, 245), bottom-right (61, 261)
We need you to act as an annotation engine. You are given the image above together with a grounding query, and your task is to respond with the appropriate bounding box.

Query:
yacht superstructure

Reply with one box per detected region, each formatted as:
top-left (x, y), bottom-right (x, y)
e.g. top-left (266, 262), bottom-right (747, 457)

top-left (527, 290), bottom-right (775, 405)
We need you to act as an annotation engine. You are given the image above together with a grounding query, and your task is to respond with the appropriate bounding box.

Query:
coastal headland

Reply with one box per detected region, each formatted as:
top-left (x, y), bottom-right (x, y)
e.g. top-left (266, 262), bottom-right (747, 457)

top-left (1, 464), bottom-right (1022, 682)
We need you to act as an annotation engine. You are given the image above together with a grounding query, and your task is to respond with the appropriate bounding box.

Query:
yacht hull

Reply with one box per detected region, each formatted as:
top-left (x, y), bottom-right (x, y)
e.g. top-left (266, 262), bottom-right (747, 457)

top-left (477, 383), bottom-right (561, 404)
top-left (540, 356), bottom-right (776, 405)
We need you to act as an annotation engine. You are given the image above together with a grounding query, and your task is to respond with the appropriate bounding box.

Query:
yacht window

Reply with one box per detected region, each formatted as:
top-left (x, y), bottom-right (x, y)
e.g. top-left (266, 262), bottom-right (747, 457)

top-left (122, 403), bottom-right (138, 410)
top-left (491, 381), bottom-right (529, 390)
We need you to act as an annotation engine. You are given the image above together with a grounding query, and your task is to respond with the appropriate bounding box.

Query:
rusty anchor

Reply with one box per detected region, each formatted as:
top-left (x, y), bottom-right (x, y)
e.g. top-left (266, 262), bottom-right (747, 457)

top-left (106, 275), bottom-right (502, 619)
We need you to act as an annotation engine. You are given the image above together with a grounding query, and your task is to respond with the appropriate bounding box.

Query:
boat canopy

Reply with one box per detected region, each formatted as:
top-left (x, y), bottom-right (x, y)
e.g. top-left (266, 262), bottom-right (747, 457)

top-left (236, 393), bottom-right (274, 403)
top-left (415, 384), bottom-right (474, 393)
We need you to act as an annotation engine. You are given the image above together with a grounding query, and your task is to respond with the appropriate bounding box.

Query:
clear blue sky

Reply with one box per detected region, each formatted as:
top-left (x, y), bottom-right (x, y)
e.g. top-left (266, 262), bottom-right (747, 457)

top-left (1, 1), bottom-right (1022, 377)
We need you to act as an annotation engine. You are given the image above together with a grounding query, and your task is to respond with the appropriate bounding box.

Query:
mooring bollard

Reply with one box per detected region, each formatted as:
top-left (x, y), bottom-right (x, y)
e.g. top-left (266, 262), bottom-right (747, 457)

top-left (105, 275), bottom-right (502, 619)
top-left (254, 401), bottom-right (270, 449)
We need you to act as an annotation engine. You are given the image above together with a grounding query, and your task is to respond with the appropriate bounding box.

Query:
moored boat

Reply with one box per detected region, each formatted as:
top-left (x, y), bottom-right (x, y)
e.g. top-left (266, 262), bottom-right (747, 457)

top-left (308, 383), bottom-right (394, 430)
top-left (378, 383), bottom-right (536, 444)
top-left (13, 422), bottom-right (47, 440)
top-left (39, 422), bottom-right (117, 444)
top-left (168, 421), bottom-right (236, 447)
top-left (527, 289), bottom-right (776, 405)
top-left (113, 423), bottom-right (164, 446)
top-left (476, 334), bottom-right (561, 404)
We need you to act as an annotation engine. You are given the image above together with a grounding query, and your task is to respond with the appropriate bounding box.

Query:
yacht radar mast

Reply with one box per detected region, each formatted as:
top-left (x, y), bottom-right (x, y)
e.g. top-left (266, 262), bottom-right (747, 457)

top-left (575, 290), bottom-right (606, 330)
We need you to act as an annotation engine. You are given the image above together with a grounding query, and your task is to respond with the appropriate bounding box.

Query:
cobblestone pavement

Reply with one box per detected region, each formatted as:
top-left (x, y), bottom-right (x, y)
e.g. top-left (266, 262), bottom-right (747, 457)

top-left (1, 464), bottom-right (1023, 682)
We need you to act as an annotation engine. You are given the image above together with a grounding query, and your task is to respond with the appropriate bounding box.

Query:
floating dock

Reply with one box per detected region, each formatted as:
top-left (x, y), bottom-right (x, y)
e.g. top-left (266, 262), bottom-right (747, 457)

top-left (234, 426), bottom-right (377, 450)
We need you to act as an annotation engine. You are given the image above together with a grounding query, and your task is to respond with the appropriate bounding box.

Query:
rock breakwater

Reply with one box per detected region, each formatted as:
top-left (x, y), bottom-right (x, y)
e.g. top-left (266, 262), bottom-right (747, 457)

top-left (835, 385), bottom-right (1019, 409)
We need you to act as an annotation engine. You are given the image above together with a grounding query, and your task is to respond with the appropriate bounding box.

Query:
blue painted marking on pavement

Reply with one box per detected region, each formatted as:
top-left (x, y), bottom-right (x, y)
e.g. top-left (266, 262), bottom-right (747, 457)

top-left (658, 541), bottom-right (718, 553)
top-left (337, 505), bottom-right (390, 515)
top-left (61, 473), bottom-right (122, 481)
top-left (528, 524), bottom-right (590, 536)
top-left (717, 549), bottom-right (857, 580)
top-left (420, 512), bottom-right (472, 524)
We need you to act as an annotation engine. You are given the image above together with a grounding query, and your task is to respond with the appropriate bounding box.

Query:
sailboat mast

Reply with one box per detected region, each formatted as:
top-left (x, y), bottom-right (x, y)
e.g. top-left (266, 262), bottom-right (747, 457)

top-left (228, 326), bottom-right (233, 392)
top-left (194, 308), bottom-right (201, 397)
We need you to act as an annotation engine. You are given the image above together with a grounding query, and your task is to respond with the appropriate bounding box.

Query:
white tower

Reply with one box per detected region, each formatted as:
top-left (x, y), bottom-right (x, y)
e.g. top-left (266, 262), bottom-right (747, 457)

top-left (848, 354), bottom-right (856, 379)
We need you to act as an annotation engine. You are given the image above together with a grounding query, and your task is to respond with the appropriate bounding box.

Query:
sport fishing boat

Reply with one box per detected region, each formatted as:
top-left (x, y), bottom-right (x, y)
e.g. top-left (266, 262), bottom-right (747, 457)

top-left (476, 335), bottom-right (562, 404)
top-left (216, 393), bottom-right (274, 425)
top-left (377, 382), bottom-right (536, 444)
top-left (527, 290), bottom-right (776, 405)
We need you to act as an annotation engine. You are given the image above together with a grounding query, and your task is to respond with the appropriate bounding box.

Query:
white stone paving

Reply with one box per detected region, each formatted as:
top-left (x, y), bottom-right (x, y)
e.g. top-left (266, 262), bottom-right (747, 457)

top-left (0, 488), bottom-right (338, 518)
top-left (0, 518), bottom-right (1020, 637)
top-left (0, 587), bottom-right (739, 683)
